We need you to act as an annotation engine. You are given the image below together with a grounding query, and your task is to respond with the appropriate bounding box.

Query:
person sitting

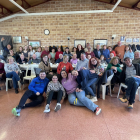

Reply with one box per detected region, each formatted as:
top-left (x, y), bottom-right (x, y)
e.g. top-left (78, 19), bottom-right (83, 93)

top-left (132, 51), bottom-right (140, 64)
top-left (28, 45), bottom-right (35, 59)
top-left (48, 53), bottom-right (55, 64)
top-left (11, 70), bottom-right (49, 117)
top-left (85, 45), bottom-right (95, 58)
top-left (56, 54), bottom-right (63, 63)
top-left (71, 47), bottom-right (77, 55)
top-left (57, 55), bottom-right (73, 74)
top-left (100, 55), bottom-right (107, 65)
top-left (55, 46), bottom-right (63, 60)
top-left (60, 70), bottom-right (101, 115)
top-left (9, 50), bottom-right (20, 62)
top-left (4, 57), bottom-right (21, 93)
top-left (93, 44), bottom-right (102, 59)
top-left (63, 47), bottom-right (72, 60)
top-left (102, 45), bottom-right (110, 63)
top-left (23, 45), bottom-right (29, 60)
top-left (16, 46), bottom-right (23, 56)
top-left (39, 55), bottom-right (53, 81)
top-left (75, 53), bottom-right (89, 71)
top-left (17, 54), bottom-right (27, 64)
top-left (44, 75), bottom-right (65, 113)
top-left (108, 46), bottom-right (116, 56)
top-left (76, 44), bottom-right (85, 59)
top-left (119, 57), bottom-right (140, 109)
top-left (0, 37), bottom-right (12, 61)
top-left (41, 46), bottom-right (50, 58)
top-left (28, 54), bottom-right (40, 64)
top-left (114, 41), bottom-right (125, 60)
top-left (106, 57), bottom-right (122, 91)
top-left (35, 47), bottom-right (42, 60)
top-left (123, 45), bottom-right (134, 60)
top-left (87, 55), bottom-right (91, 60)
top-left (50, 48), bottom-right (56, 60)
top-left (70, 53), bottom-right (78, 65)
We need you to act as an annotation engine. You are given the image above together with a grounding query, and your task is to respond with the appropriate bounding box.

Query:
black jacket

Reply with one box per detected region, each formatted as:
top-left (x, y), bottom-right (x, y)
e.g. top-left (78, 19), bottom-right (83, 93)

top-left (17, 58), bottom-right (28, 64)
top-left (93, 49), bottom-right (103, 59)
top-left (76, 49), bottom-right (84, 59)
top-left (120, 64), bottom-right (140, 83)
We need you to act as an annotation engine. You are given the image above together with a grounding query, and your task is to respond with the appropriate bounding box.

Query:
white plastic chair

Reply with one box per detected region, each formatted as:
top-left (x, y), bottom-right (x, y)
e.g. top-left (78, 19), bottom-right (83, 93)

top-left (23, 65), bottom-right (36, 88)
top-left (101, 73), bottom-right (114, 100)
top-left (117, 83), bottom-right (139, 100)
top-left (6, 78), bottom-right (21, 92)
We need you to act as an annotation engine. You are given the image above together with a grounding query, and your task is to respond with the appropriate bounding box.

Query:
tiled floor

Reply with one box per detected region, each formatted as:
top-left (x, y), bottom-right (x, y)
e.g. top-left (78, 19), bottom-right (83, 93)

top-left (0, 83), bottom-right (140, 140)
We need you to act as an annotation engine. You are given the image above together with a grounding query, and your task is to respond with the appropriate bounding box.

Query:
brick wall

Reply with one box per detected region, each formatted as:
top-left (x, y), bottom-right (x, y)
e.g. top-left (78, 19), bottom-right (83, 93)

top-left (0, 0), bottom-right (140, 51)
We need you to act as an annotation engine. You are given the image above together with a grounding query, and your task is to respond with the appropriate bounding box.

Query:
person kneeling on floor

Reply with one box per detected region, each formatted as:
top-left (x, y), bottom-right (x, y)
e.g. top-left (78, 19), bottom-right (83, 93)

top-left (44, 75), bottom-right (66, 113)
top-left (119, 57), bottom-right (140, 109)
top-left (12, 70), bottom-right (49, 117)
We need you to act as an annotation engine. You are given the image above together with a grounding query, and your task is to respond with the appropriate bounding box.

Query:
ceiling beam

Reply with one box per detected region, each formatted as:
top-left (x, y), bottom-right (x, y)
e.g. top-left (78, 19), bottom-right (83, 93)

top-left (0, 4), bottom-right (13, 14)
top-left (132, 0), bottom-right (140, 9)
top-left (110, 0), bottom-right (117, 4)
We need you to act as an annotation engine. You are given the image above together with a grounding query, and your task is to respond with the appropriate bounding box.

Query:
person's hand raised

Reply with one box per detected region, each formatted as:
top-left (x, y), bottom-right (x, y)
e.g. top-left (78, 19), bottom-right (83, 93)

top-left (1, 37), bottom-right (4, 42)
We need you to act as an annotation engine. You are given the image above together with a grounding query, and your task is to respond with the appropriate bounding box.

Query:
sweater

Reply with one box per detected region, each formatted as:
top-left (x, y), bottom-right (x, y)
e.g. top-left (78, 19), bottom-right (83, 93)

top-left (70, 58), bottom-right (78, 65)
top-left (75, 59), bottom-right (89, 71)
top-left (35, 52), bottom-right (41, 59)
top-left (50, 52), bottom-right (56, 59)
top-left (0, 62), bottom-right (5, 74)
top-left (107, 63), bottom-right (122, 73)
top-left (132, 58), bottom-right (140, 64)
top-left (57, 62), bottom-right (73, 74)
top-left (39, 61), bottom-right (52, 74)
top-left (85, 52), bottom-right (95, 58)
top-left (77, 69), bottom-right (98, 90)
top-left (102, 49), bottom-right (110, 59)
top-left (4, 62), bottom-right (20, 74)
top-left (46, 81), bottom-right (66, 99)
top-left (55, 51), bottom-right (63, 60)
top-left (28, 77), bottom-right (49, 95)
top-left (76, 49), bottom-right (84, 59)
top-left (114, 45), bottom-right (125, 59)
top-left (61, 73), bottom-right (78, 94)
top-left (124, 51), bottom-right (134, 59)
top-left (41, 50), bottom-right (50, 58)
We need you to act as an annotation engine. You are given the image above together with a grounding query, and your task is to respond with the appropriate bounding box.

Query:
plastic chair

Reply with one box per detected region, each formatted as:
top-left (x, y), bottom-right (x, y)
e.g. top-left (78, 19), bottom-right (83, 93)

top-left (101, 73), bottom-right (114, 100)
top-left (6, 78), bottom-right (21, 92)
top-left (23, 65), bottom-right (37, 88)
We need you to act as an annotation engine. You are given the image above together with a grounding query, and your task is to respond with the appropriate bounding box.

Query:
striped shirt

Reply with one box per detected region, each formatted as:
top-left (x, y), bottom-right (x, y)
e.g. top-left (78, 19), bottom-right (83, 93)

top-left (46, 81), bottom-right (66, 99)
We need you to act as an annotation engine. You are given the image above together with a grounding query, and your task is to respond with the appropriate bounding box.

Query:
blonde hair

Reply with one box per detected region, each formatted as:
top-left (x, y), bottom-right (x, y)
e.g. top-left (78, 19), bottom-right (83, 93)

top-left (110, 57), bottom-right (119, 64)
top-left (63, 55), bottom-right (69, 62)
top-left (7, 56), bottom-right (15, 62)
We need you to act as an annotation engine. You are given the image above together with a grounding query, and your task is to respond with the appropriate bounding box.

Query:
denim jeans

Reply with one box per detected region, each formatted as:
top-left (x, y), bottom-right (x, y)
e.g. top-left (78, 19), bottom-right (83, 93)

top-left (6, 71), bottom-right (20, 89)
top-left (125, 77), bottom-right (140, 104)
top-left (0, 55), bottom-right (6, 61)
top-left (68, 90), bottom-right (98, 112)
top-left (82, 78), bottom-right (98, 97)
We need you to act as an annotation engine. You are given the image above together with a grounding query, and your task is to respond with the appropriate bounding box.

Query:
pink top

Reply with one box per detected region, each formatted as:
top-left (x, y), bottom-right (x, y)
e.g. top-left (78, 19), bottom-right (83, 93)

top-left (61, 73), bottom-right (78, 94)
top-left (70, 58), bottom-right (78, 65)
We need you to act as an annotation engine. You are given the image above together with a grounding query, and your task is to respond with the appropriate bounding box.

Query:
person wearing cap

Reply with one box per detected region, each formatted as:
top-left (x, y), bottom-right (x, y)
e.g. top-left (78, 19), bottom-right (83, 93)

top-left (63, 47), bottom-right (72, 60)
top-left (119, 57), bottom-right (140, 109)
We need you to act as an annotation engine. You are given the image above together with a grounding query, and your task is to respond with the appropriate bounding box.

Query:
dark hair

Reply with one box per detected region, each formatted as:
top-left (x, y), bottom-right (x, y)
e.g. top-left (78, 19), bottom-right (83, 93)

top-left (39, 70), bottom-right (46, 74)
top-left (29, 45), bottom-right (33, 51)
top-left (124, 57), bottom-right (130, 61)
top-left (89, 57), bottom-right (100, 69)
top-left (65, 47), bottom-right (70, 54)
top-left (125, 45), bottom-right (130, 52)
top-left (81, 52), bottom-right (86, 55)
top-left (59, 70), bottom-right (68, 82)
top-left (58, 46), bottom-right (64, 52)
top-left (77, 44), bottom-right (84, 51)
top-left (72, 47), bottom-right (77, 52)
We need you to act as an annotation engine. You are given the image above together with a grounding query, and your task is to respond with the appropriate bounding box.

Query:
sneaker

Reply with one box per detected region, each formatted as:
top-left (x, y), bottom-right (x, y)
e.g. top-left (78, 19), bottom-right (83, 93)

top-left (54, 103), bottom-right (61, 112)
top-left (15, 89), bottom-right (19, 94)
top-left (90, 96), bottom-right (98, 102)
top-left (86, 95), bottom-right (91, 99)
top-left (128, 103), bottom-right (133, 109)
top-left (119, 97), bottom-right (128, 103)
top-left (95, 107), bottom-right (101, 115)
top-left (12, 107), bottom-right (21, 117)
top-left (44, 104), bottom-right (50, 113)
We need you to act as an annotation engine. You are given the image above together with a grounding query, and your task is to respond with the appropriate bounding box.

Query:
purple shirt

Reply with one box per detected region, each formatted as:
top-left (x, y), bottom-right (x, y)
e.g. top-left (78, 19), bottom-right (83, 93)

top-left (70, 58), bottom-right (78, 65)
top-left (61, 73), bottom-right (78, 94)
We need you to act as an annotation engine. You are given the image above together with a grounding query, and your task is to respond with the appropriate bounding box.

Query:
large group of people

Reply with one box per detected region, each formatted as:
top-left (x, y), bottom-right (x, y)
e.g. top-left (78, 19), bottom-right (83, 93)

top-left (0, 36), bottom-right (140, 117)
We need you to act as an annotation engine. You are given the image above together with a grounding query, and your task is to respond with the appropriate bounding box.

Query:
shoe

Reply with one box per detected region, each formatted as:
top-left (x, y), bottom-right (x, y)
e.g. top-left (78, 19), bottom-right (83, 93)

top-left (90, 96), bottom-right (98, 102)
top-left (128, 103), bottom-right (133, 109)
top-left (95, 107), bottom-right (101, 115)
top-left (20, 80), bottom-right (24, 85)
top-left (86, 95), bottom-right (91, 99)
top-left (12, 107), bottom-right (21, 117)
top-left (54, 103), bottom-right (61, 112)
top-left (119, 97), bottom-right (128, 103)
top-left (44, 104), bottom-right (50, 113)
top-left (15, 89), bottom-right (19, 94)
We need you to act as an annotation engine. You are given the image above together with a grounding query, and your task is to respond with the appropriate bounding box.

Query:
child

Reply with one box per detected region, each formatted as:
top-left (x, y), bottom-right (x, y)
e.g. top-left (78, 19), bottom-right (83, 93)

top-left (44, 75), bottom-right (66, 113)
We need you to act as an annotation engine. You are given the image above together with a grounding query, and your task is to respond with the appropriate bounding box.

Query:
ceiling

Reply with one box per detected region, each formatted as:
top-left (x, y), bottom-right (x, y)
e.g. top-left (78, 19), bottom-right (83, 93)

top-left (0, 0), bottom-right (140, 19)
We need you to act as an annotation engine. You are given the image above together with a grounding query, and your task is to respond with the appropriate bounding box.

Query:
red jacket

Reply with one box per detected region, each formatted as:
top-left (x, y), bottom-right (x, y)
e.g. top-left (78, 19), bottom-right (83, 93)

top-left (55, 51), bottom-right (63, 60)
top-left (57, 62), bottom-right (73, 74)
top-left (41, 50), bottom-right (50, 58)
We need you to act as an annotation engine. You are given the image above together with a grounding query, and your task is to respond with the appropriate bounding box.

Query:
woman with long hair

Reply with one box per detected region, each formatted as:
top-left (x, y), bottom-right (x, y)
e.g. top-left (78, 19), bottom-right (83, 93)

top-left (76, 44), bottom-right (84, 59)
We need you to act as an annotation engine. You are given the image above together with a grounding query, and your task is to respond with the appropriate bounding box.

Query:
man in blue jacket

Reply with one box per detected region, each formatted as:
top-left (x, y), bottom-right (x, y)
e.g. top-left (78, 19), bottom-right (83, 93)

top-left (12, 70), bottom-right (49, 117)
